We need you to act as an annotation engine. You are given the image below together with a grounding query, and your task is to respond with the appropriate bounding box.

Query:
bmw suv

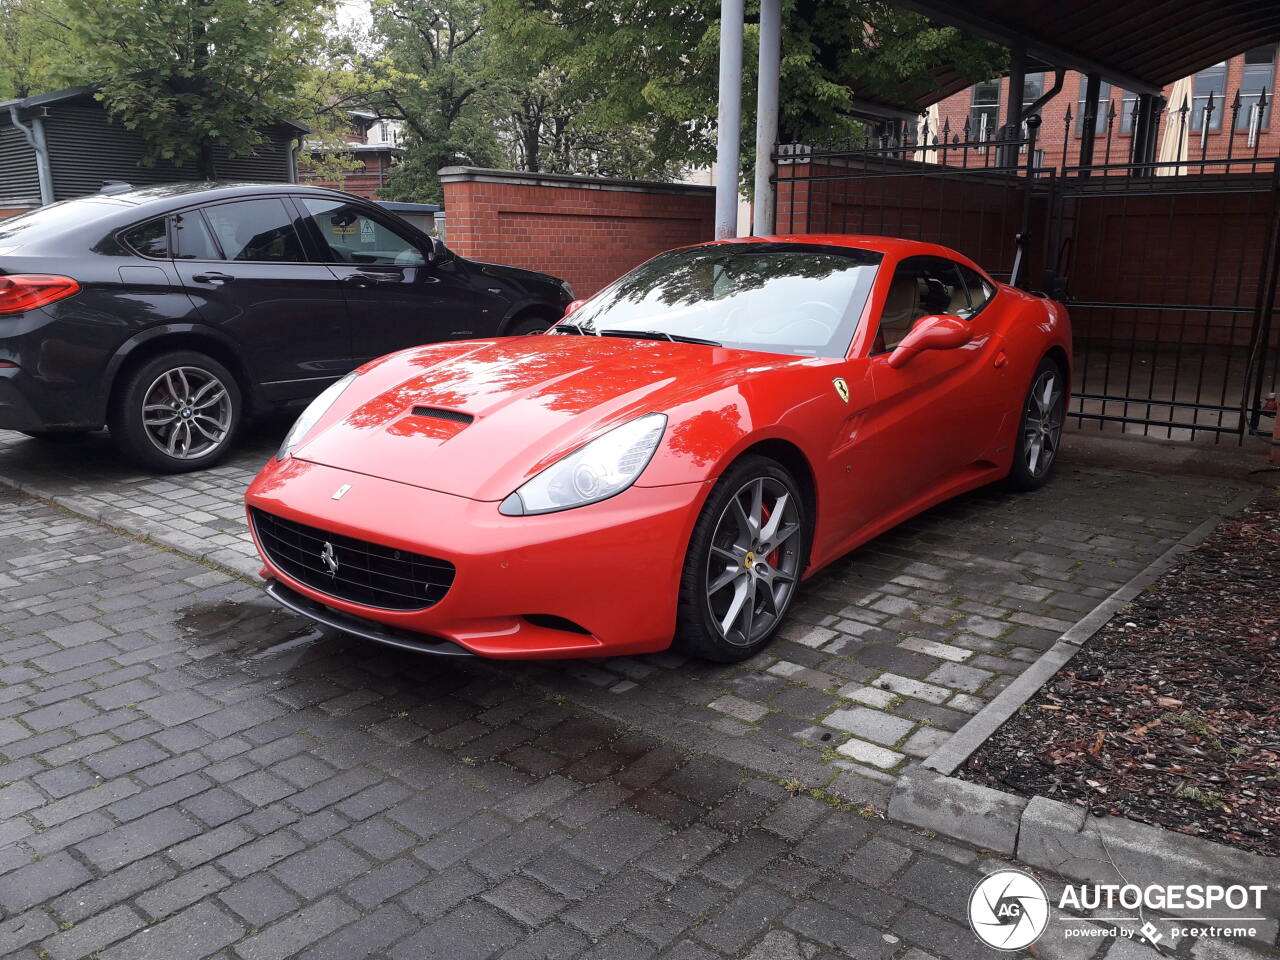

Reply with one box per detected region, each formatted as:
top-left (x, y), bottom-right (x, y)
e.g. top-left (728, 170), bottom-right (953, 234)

top-left (0, 182), bottom-right (573, 472)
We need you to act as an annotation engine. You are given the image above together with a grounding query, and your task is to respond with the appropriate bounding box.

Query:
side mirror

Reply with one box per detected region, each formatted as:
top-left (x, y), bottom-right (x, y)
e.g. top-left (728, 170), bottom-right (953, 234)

top-left (564, 299), bottom-right (587, 317)
top-left (887, 315), bottom-right (971, 369)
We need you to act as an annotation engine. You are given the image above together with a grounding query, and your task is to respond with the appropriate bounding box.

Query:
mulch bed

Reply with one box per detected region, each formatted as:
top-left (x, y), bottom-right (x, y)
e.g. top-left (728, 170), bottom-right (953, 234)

top-left (961, 489), bottom-right (1280, 856)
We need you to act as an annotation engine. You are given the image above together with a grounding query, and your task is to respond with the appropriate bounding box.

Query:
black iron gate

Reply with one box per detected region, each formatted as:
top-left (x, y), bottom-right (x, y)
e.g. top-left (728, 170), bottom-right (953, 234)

top-left (772, 124), bottom-right (1280, 445)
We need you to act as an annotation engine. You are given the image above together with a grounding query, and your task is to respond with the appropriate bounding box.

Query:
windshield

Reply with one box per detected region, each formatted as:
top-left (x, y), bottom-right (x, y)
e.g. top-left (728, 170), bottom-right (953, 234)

top-left (558, 243), bottom-right (881, 358)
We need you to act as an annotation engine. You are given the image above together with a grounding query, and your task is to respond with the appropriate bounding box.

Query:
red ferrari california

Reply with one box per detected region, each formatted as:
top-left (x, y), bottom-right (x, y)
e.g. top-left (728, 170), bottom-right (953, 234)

top-left (246, 236), bottom-right (1070, 662)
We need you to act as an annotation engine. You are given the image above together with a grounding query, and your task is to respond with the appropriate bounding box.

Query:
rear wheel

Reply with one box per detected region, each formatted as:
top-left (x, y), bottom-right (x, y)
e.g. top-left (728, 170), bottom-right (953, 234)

top-left (1007, 356), bottom-right (1065, 491)
top-left (108, 350), bottom-right (242, 473)
top-left (675, 455), bottom-right (807, 662)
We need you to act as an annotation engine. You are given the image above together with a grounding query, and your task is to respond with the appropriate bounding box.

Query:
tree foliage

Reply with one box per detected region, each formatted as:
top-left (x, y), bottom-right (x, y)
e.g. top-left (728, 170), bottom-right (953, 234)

top-left (0, 0), bottom-right (72, 100)
top-left (61, 0), bottom-right (334, 177)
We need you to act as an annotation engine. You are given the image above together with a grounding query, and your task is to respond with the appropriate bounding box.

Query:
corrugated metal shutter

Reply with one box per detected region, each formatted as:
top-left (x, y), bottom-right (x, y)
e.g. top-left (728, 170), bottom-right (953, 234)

top-left (0, 123), bottom-right (41, 206)
top-left (215, 127), bottom-right (294, 182)
top-left (42, 106), bottom-right (295, 200)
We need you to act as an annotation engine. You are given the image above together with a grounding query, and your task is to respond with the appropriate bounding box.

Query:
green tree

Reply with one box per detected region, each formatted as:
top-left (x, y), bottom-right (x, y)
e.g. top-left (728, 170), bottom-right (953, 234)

top-left (0, 0), bottom-right (72, 100)
top-left (362, 0), bottom-right (507, 202)
top-left (490, 0), bottom-right (1006, 174)
top-left (61, 0), bottom-right (334, 177)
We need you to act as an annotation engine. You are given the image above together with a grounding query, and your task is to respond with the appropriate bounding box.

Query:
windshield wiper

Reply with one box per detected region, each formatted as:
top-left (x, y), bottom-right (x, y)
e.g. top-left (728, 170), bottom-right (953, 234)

top-left (552, 321), bottom-right (586, 334)
top-left (598, 328), bottom-right (721, 347)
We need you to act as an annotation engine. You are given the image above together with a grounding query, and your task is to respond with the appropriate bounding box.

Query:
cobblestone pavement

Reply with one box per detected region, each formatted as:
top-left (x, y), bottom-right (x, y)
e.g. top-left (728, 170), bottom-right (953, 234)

top-left (1, 488), bottom-right (1265, 960)
top-left (0, 429), bottom-right (1247, 806)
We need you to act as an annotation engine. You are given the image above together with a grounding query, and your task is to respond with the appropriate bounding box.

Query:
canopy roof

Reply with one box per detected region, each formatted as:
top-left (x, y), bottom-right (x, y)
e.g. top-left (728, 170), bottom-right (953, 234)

top-left (874, 0), bottom-right (1280, 114)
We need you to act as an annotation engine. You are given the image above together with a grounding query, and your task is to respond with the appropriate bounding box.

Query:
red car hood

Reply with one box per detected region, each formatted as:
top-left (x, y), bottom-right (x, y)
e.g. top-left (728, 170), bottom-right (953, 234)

top-left (295, 335), bottom-right (808, 501)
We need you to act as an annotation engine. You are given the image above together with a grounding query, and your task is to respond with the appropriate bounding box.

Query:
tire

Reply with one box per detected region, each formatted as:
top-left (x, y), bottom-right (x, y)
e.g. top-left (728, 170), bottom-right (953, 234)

top-left (1006, 355), bottom-right (1066, 491)
top-left (507, 314), bottom-right (553, 336)
top-left (675, 455), bottom-right (808, 662)
top-left (21, 430), bottom-right (90, 443)
top-left (108, 350), bottom-right (242, 474)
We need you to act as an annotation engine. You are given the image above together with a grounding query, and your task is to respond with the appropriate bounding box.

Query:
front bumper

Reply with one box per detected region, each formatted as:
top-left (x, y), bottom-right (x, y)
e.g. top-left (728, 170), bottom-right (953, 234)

top-left (246, 456), bottom-right (710, 659)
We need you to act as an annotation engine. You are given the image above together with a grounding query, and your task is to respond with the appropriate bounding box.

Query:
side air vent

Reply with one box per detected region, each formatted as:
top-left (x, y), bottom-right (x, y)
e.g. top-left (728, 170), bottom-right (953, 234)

top-left (411, 406), bottom-right (474, 424)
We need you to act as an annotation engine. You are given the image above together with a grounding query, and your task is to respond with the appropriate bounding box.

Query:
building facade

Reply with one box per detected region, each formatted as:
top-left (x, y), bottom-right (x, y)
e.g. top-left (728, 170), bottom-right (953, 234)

top-left (927, 44), bottom-right (1279, 172)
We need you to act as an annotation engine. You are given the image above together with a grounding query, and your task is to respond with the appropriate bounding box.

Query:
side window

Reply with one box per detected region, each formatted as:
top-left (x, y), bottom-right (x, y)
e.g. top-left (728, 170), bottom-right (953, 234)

top-left (873, 257), bottom-right (968, 353)
top-left (172, 212), bottom-right (220, 260)
top-left (953, 264), bottom-right (995, 318)
top-left (299, 198), bottom-right (426, 266)
top-left (201, 199), bottom-right (307, 263)
top-left (122, 219), bottom-right (169, 259)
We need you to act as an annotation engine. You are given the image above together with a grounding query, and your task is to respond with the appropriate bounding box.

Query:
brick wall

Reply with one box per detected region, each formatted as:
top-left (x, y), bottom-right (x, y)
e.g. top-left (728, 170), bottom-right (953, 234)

top-left (438, 167), bottom-right (715, 297)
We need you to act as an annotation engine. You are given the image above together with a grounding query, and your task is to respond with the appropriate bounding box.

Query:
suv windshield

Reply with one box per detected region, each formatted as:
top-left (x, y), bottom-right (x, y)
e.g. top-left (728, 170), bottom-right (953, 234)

top-left (560, 243), bottom-right (881, 358)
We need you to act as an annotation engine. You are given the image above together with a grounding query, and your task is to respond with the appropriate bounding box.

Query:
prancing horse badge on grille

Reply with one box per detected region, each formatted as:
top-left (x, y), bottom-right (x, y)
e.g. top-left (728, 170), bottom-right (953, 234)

top-left (320, 542), bottom-right (339, 577)
top-left (332, 484), bottom-right (351, 501)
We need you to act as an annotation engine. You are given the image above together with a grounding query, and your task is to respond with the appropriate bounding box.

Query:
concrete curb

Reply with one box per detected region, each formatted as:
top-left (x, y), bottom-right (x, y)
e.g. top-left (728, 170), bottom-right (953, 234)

top-left (888, 487), bottom-right (1279, 947)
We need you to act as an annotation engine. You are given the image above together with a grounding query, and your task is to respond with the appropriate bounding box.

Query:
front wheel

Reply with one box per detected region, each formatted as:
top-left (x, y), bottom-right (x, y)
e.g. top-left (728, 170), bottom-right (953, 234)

top-left (675, 455), bottom-right (808, 662)
top-left (108, 350), bottom-right (242, 473)
top-left (1007, 356), bottom-right (1065, 491)
top-left (507, 314), bottom-right (553, 336)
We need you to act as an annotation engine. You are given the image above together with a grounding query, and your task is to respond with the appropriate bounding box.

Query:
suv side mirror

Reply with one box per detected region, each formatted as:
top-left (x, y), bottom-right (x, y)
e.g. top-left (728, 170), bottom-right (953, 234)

top-left (887, 315), bottom-right (971, 369)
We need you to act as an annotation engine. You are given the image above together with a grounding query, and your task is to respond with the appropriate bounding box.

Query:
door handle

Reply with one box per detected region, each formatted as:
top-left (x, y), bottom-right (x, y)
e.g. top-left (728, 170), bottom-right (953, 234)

top-left (993, 350), bottom-right (1008, 369)
top-left (343, 272), bottom-right (401, 287)
top-left (192, 271), bottom-right (234, 284)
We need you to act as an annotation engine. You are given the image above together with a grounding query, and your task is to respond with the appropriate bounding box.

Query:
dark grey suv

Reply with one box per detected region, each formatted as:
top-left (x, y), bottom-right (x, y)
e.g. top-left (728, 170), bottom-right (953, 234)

top-left (0, 182), bottom-right (573, 472)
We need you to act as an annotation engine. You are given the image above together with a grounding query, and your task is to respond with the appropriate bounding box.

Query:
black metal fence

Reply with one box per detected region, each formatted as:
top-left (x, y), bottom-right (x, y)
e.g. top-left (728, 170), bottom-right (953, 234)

top-left (772, 111), bottom-right (1280, 445)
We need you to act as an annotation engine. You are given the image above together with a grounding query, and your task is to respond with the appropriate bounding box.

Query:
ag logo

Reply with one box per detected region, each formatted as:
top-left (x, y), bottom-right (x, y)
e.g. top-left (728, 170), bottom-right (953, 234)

top-left (833, 377), bottom-right (850, 403)
top-left (968, 869), bottom-right (1050, 950)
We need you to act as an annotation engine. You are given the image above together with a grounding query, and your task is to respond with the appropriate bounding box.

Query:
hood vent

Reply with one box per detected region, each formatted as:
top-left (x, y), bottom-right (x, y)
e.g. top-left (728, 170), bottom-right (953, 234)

top-left (412, 406), bottom-right (474, 425)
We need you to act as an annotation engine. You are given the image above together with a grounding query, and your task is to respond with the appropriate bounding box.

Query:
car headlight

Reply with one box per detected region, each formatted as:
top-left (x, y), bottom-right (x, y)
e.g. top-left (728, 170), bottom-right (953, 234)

top-left (499, 413), bottom-right (666, 515)
top-left (276, 372), bottom-right (358, 460)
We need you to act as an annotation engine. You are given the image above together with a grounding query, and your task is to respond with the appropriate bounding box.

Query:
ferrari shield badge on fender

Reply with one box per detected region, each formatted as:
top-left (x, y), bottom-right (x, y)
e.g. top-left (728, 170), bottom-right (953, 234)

top-left (833, 378), bottom-right (849, 404)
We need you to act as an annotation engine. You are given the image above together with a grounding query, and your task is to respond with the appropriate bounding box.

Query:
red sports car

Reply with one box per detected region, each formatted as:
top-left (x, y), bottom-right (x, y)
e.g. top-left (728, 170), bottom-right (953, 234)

top-left (246, 236), bottom-right (1070, 662)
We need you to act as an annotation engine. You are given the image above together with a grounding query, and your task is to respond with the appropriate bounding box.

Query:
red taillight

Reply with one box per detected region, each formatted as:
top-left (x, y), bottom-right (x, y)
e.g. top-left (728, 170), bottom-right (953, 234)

top-left (0, 274), bottom-right (81, 315)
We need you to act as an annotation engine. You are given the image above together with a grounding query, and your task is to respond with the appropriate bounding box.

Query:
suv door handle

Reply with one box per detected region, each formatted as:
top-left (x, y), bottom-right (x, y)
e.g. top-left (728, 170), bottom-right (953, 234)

top-left (343, 271), bottom-right (402, 287)
top-left (192, 271), bottom-right (234, 284)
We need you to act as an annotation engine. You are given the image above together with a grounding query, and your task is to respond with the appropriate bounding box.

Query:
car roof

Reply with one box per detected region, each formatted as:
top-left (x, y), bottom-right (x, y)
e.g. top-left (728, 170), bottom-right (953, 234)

top-left (98, 181), bottom-right (364, 211)
top-left (690, 234), bottom-right (990, 275)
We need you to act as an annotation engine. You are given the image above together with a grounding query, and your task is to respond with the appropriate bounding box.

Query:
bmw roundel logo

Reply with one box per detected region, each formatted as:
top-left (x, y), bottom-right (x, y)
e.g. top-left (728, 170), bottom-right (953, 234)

top-left (968, 869), bottom-right (1050, 950)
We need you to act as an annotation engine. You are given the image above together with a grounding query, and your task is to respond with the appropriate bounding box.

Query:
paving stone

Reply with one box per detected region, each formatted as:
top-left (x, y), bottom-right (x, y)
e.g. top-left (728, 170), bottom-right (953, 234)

top-left (136, 865), bottom-right (231, 920)
top-left (100, 901), bottom-right (243, 960)
top-left (836, 737), bottom-right (907, 769)
top-left (708, 694), bottom-right (768, 723)
top-left (43, 904), bottom-right (146, 960)
top-left (0, 851), bottom-right (94, 914)
top-left (391, 901), bottom-right (524, 959)
top-left (822, 706), bottom-right (915, 745)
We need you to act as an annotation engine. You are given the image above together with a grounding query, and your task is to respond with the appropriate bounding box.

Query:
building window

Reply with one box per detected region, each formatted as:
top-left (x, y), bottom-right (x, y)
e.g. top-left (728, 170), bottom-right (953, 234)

top-left (1191, 61), bottom-right (1227, 131)
top-left (1076, 79), bottom-right (1139, 135)
top-left (970, 79), bottom-right (1001, 140)
top-left (1238, 44), bottom-right (1276, 134)
top-left (1021, 73), bottom-right (1044, 110)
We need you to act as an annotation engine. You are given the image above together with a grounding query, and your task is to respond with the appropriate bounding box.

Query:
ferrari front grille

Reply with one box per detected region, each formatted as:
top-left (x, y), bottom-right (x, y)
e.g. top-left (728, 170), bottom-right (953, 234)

top-left (251, 508), bottom-right (455, 611)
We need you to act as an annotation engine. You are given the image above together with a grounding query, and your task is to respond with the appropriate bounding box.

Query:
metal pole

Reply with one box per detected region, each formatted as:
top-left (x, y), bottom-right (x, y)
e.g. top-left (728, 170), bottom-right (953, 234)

top-left (715, 0), bottom-right (744, 239)
top-left (1002, 41), bottom-right (1027, 168)
top-left (751, 0), bottom-right (781, 236)
top-left (8, 106), bottom-right (53, 205)
top-left (1079, 72), bottom-right (1101, 173)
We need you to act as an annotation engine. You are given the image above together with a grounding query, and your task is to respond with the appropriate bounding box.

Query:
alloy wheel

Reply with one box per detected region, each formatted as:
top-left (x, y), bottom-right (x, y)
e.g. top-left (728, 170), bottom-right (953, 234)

top-left (705, 476), bottom-right (802, 647)
top-left (1022, 368), bottom-right (1064, 478)
top-left (141, 365), bottom-right (233, 461)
